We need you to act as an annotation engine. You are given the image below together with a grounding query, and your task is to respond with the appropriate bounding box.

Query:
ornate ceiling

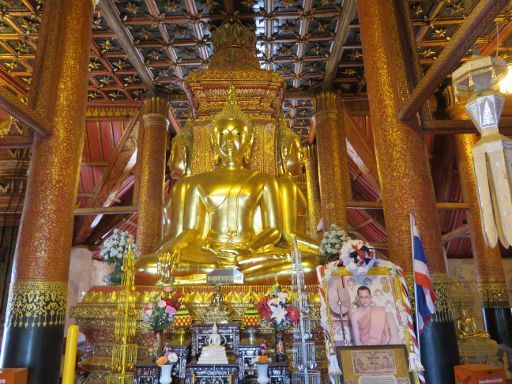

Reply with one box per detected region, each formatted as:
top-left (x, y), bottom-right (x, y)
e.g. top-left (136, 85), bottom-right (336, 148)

top-left (1, 0), bottom-right (512, 256)
top-left (3, 0), bottom-right (507, 139)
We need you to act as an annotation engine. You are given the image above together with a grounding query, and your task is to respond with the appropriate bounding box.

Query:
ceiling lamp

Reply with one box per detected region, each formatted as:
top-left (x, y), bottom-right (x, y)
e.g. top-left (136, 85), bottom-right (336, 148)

top-left (499, 64), bottom-right (512, 94)
top-left (453, 56), bottom-right (512, 248)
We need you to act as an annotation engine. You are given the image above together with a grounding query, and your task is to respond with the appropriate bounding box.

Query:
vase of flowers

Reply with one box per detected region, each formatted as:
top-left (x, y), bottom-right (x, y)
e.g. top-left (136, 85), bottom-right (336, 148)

top-left (143, 286), bottom-right (182, 357)
top-left (255, 357), bottom-right (270, 384)
top-left (156, 350), bottom-right (178, 384)
top-left (256, 282), bottom-right (299, 362)
top-left (98, 229), bottom-right (133, 285)
top-left (320, 224), bottom-right (349, 264)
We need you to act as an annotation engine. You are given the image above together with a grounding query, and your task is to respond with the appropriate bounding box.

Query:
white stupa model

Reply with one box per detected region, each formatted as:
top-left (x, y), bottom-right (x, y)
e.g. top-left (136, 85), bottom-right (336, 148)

top-left (197, 323), bottom-right (229, 364)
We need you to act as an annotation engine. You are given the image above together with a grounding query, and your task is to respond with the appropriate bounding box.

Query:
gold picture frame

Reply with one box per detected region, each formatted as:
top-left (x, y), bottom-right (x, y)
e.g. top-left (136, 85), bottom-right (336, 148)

top-left (336, 345), bottom-right (412, 384)
top-left (320, 267), bottom-right (410, 348)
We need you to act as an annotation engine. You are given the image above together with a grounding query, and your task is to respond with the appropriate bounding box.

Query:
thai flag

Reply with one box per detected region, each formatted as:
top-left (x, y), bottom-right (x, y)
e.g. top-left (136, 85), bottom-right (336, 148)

top-left (411, 213), bottom-right (436, 335)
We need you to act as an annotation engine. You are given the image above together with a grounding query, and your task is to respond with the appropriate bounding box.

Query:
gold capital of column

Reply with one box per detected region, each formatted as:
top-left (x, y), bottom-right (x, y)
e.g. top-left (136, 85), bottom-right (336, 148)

top-left (142, 113), bottom-right (168, 127)
top-left (142, 87), bottom-right (173, 116)
top-left (313, 90), bottom-right (338, 118)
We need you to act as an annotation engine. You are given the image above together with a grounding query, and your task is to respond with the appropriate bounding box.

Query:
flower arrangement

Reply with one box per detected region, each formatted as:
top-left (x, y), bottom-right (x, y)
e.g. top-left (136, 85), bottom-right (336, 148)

top-left (156, 350), bottom-right (178, 367)
top-left (143, 286), bottom-right (182, 331)
top-left (98, 228), bottom-right (133, 263)
top-left (256, 284), bottom-right (299, 330)
top-left (320, 224), bottom-right (350, 264)
top-left (340, 239), bottom-right (376, 276)
top-left (254, 342), bottom-right (269, 364)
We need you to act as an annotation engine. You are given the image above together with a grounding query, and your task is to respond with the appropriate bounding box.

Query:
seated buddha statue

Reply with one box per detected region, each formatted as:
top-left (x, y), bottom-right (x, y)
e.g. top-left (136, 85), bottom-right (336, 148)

top-left (276, 116), bottom-right (319, 255)
top-left (236, 118), bottom-right (321, 278)
top-left (457, 307), bottom-right (489, 340)
top-left (162, 123), bottom-right (192, 240)
top-left (136, 86), bottom-right (319, 285)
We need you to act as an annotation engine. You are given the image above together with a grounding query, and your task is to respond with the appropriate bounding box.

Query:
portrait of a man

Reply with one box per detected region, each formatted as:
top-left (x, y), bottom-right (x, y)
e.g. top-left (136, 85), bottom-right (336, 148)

top-left (323, 272), bottom-right (405, 347)
top-left (349, 285), bottom-right (401, 346)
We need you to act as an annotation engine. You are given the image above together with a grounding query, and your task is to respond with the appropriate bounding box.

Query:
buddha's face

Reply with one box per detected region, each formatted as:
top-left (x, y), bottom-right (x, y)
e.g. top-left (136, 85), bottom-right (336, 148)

top-left (212, 117), bottom-right (253, 163)
top-left (281, 139), bottom-right (303, 177)
top-left (168, 143), bottom-right (188, 180)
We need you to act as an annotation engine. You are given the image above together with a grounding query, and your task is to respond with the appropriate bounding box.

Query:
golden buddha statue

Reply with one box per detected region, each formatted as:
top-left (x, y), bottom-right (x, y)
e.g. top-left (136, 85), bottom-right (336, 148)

top-left (457, 307), bottom-right (490, 340)
top-left (135, 87), bottom-right (319, 284)
top-left (276, 116), bottom-right (319, 255)
top-left (162, 123), bottom-right (192, 240)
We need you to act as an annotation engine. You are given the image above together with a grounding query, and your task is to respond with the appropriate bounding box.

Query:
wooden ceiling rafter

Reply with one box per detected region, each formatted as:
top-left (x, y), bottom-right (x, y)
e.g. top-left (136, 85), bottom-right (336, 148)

top-left (73, 113), bottom-right (140, 244)
top-left (184, 0), bottom-right (209, 64)
top-left (0, 86), bottom-right (50, 136)
top-left (263, 0), bottom-right (274, 71)
top-left (292, 0), bottom-right (312, 90)
top-left (98, 0), bottom-right (155, 90)
top-left (323, 0), bottom-right (357, 88)
top-left (121, 9), bottom-right (341, 26)
top-left (144, 0), bottom-right (185, 83)
top-left (414, 0), bottom-right (447, 42)
top-left (399, 0), bottom-right (510, 121)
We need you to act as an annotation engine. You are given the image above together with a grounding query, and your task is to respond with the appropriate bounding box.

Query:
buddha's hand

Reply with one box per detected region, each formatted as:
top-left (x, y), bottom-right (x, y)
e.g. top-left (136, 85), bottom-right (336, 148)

top-left (158, 249), bottom-right (181, 274)
top-left (216, 251), bottom-right (237, 268)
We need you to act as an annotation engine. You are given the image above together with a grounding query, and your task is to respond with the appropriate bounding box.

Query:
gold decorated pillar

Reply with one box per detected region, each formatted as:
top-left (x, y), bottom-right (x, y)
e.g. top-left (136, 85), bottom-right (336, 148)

top-left (303, 145), bottom-right (322, 238)
top-left (313, 91), bottom-right (351, 231)
top-left (450, 97), bottom-right (512, 346)
top-left (358, 1), bottom-right (458, 382)
top-left (0, 1), bottom-right (93, 383)
top-left (137, 89), bottom-right (171, 256)
top-left (358, 1), bottom-right (445, 273)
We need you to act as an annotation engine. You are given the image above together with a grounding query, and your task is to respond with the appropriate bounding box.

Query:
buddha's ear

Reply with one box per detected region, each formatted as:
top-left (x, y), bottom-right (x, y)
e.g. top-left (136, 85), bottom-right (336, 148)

top-left (210, 127), bottom-right (221, 164)
top-left (244, 131), bottom-right (254, 165)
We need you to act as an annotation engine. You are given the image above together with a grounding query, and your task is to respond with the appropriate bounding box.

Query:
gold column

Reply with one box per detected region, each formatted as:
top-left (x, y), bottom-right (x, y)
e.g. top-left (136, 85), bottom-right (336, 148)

top-left (314, 91), bottom-right (351, 231)
top-left (303, 144), bottom-right (322, 239)
top-left (0, 0), bottom-right (93, 382)
top-left (137, 89), bottom-right (171, 255)
top-left (358, 0), bottom-right (445, 273)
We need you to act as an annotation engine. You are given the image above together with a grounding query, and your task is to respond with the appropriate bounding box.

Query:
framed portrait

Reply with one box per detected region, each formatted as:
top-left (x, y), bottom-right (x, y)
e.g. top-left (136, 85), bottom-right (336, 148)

top-left (336, 345), bottom-right (412, 384)
top-left (322, 267), bottom-right (407, 348)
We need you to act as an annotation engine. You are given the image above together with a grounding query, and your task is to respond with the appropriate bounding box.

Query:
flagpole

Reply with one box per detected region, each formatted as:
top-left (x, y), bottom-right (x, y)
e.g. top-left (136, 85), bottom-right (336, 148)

top-left (410, 209), bottom-right (422, 357)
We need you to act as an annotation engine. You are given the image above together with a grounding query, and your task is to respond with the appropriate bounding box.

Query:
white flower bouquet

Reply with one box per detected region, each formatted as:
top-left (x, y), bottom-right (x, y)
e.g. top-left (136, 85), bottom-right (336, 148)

top-left (320, 224), bottom-right (349, 264)
top-left (98, 228), bottom-right (133, 264)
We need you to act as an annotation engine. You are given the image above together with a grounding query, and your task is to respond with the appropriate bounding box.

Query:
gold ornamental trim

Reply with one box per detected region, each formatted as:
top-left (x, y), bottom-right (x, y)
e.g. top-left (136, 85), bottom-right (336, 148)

top-left (479, 282), bottom-right (511, 308)
top-left (6, 280), bottom-right (67, 328)
top-left (86, 106), bottom-right (138, 120)
top-left (431, 273), bottom-right (455, 322)
top-left (405, 273), bottom-right (455, 322)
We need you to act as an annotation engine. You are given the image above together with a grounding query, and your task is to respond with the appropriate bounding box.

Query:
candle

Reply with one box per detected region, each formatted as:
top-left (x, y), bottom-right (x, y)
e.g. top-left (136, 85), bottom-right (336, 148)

top-left (62, 325), bottom-right (79, 384)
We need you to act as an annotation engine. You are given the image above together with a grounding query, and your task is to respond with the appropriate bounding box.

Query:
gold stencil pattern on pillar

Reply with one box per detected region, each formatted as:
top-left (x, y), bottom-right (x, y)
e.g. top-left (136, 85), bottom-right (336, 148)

top-left (6, 281), bottom-right (67, 327)
top-left (479, 282), bottom-right (511, 309)
top-left (431, 273), bottom-right (455, 322)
